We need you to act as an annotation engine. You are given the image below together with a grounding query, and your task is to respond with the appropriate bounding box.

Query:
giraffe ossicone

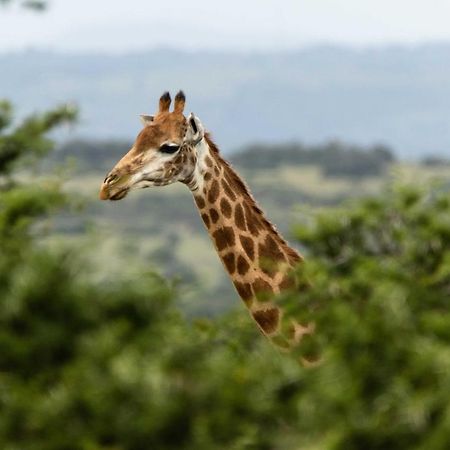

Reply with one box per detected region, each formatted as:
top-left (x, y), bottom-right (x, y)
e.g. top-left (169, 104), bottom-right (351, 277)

top-left (99, 91), bottom-right (314, 359)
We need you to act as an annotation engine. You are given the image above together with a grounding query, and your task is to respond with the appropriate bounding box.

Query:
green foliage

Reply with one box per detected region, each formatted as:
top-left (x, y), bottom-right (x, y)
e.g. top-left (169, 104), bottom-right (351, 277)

top-left (0, 101), bottom-right (77, 175)
top-left (0, 101), bottom-right (76, 252)
top-left (283, 184), bottom-right (450, 449)
top-left (0, 246), bottom-right (285, 450)
top-left (0, 102), bottom-right (76, 264)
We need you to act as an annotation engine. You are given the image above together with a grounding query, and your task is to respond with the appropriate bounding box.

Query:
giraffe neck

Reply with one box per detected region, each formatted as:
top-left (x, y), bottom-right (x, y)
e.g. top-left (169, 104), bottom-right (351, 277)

top-left (185, 135), bottom-right (309, 351)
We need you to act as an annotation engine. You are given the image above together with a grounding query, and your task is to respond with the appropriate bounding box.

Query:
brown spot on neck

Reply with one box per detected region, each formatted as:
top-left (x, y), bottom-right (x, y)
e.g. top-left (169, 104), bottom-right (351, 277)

top-left (223, 252), bottom-right (236, 274)
top-left (205, 155), bottom-right (214, 167)
top-left (208, 180), bottom-right (220, 203)
top-left (233, 281), bottom-right (253, 305)
top-left (244, 203), bottom-right (262, 236)
top-left (236, 255), bottom-right (250, 275)
top-left (212, 226), bottom-right (235, 251)
top-left (195, 196), bottom-right (205, 209)
top-left (258, 234), bottom-right (287, 277)
top-left (252, 307), bottom-right (280, 335)
top-left (210, 208), bottom-right (219, 223)
top-left (239, 235), bottom-right (255, 260)
top-left (252, 277), bottom-right (274, 301)
top-left (201, 213), bottom-right (210, 228)
top-left (220, 198), bottom-right (232, 218)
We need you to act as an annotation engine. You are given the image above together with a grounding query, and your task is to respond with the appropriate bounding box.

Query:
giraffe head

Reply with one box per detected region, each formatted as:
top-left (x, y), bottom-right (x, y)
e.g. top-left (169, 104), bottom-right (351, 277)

top-left (99, 91), bottom-right (204, 200)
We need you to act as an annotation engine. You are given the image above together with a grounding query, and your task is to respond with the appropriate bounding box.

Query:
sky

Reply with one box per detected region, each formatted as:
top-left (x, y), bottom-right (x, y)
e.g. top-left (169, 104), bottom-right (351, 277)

top-left (1, 0), bottom-right (450, 53)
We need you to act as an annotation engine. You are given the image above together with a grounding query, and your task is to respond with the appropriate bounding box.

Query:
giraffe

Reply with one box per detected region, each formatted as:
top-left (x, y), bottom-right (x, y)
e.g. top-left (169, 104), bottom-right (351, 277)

top-left (99, 91), bottom-right (314, 358)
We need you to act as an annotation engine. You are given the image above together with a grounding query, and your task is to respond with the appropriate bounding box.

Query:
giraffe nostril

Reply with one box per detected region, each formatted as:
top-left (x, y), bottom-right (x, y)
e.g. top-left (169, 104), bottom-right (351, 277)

top-left (104, 174), bottom-right (118, 184)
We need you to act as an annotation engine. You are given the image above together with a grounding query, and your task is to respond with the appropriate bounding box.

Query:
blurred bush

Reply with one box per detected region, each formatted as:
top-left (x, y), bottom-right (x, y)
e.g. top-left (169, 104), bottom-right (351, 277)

top-left (283, 183), bottom-right (450, 449)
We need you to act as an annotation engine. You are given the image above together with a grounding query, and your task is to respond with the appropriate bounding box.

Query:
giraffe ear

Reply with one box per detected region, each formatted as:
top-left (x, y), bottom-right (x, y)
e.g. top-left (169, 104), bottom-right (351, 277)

top-left (140, 114), bottom-right (154, 126)
top-left (185, 112), bottom-right (204, 144)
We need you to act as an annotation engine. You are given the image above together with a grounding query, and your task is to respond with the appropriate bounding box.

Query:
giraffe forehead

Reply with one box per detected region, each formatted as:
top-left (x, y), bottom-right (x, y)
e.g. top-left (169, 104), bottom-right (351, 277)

top-left (135, 114), bottom-right (187, 153)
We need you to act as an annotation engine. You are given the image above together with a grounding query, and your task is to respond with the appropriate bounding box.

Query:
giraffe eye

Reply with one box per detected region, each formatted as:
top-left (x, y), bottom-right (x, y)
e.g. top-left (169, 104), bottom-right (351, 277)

top-left (159, 144), bottom-right (180, 154)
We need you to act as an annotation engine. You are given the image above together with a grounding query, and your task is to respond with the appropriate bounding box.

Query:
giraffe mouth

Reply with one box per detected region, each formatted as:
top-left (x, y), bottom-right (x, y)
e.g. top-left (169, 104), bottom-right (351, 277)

top-left (109, 187), bottom-right (129, 201)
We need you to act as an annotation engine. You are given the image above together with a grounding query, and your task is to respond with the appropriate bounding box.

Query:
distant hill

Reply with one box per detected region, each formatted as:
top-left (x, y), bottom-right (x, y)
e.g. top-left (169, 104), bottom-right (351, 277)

top-left (2, 44), bottom-right (450, 157)
top-left (55, 138), bottom-right (395, 179)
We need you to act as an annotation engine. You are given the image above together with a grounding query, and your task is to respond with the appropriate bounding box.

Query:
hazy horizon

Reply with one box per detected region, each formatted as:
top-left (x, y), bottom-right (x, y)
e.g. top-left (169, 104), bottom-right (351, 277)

top-left (2, 45), bottom-right (449, 158)
top-left (2, 40), bottom-right (450, 56)
top-left (2, 0), bottom-right (450, 53)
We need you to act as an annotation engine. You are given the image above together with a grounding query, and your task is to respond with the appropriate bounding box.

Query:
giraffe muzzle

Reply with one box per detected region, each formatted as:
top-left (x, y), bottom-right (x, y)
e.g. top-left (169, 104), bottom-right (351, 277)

top-left (99, 173), bottom-right (131, 201)
top-left (99, 181), bottom-right (130, 200)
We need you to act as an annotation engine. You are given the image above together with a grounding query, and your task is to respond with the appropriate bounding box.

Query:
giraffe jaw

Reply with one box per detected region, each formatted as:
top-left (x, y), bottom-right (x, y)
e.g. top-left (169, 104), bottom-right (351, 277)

top-left (109, 187), bottom-right (129, 201)
top-left (100, 176), bottom-right (171, 201)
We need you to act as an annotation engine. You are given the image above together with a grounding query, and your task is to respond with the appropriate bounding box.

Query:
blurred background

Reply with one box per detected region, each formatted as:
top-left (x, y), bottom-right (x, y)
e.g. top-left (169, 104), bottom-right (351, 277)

top-left (1, 1), bottom-right (449, 449)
